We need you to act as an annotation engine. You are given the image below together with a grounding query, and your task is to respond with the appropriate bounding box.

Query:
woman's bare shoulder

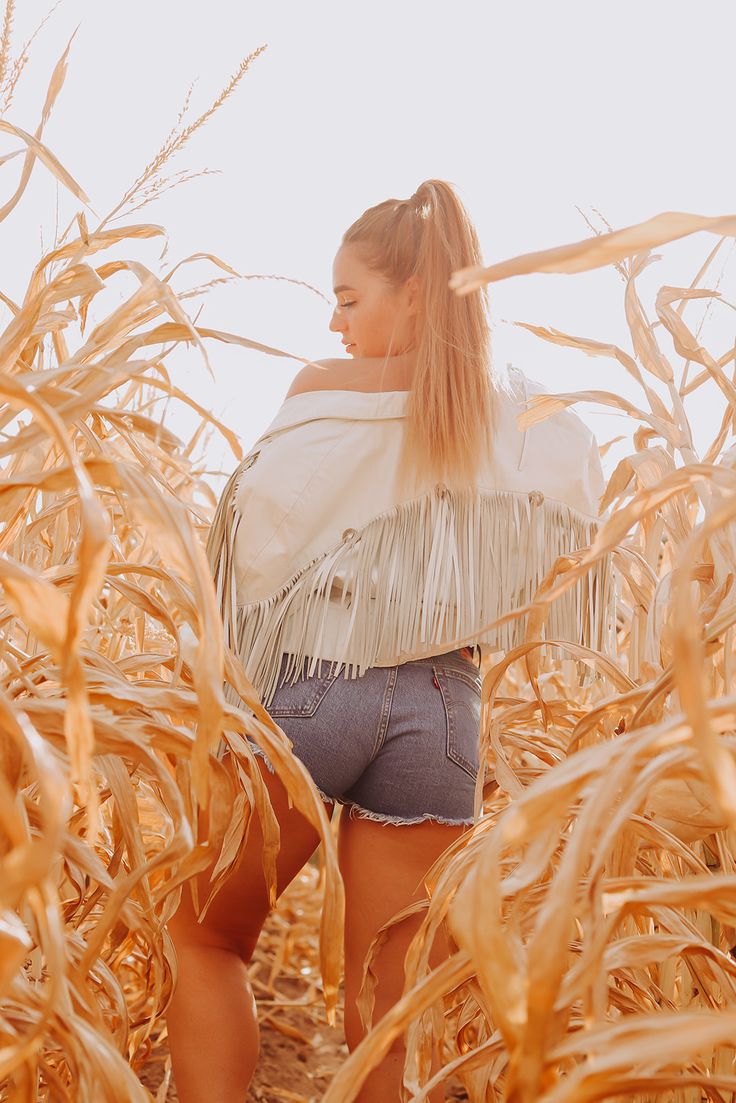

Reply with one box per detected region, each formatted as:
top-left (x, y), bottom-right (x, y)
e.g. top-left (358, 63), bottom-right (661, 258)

top-left (284, 354), bottom-right (415, 399)
top-left (284, 360), bottom-right (339, 399)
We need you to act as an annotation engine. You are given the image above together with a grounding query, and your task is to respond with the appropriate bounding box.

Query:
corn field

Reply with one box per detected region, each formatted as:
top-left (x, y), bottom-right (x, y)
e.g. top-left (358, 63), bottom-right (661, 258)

top-left (3, 12), bottom-right (736, 1103)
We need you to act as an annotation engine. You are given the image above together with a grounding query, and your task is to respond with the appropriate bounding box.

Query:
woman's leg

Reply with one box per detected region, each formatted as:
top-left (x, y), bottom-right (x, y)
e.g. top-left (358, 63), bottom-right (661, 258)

top-left (165, 753), bottom-right (334, 1103)
top-left (339, 812), bottom-right (467, 1103)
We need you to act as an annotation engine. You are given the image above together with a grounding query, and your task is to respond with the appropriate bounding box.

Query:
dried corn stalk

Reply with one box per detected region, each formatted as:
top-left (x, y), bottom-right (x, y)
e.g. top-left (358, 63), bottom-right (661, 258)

top-left (0, 18), bottom-right (344, 1102)
top-left (5, 12), bottom-right (736, 1103)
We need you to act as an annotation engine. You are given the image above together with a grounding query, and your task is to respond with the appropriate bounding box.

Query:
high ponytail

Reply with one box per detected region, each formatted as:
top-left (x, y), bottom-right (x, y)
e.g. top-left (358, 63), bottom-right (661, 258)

top-left (341, 179), bottom-right (506, 497)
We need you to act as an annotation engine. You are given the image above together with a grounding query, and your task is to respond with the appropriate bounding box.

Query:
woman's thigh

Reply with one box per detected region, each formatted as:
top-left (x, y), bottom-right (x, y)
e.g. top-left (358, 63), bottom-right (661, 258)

top-left (338, 811), bottom-right (468, 1042)
top-left (167, 753), bottom-right (334, 963)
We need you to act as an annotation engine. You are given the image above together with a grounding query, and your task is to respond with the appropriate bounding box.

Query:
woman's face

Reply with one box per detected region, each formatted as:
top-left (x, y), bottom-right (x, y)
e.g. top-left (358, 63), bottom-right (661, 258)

top-left (328, 244), bottom-right (419, 358)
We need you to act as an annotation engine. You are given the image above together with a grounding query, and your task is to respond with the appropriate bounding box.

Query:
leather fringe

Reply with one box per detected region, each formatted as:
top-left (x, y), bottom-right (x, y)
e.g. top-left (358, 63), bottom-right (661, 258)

top-left (207, 475), bottom-right (617, 711)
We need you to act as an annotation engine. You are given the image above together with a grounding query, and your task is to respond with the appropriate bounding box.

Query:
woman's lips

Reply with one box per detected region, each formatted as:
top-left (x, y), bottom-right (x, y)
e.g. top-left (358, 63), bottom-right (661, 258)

top-left (344, 343), bottom-right (355, 351)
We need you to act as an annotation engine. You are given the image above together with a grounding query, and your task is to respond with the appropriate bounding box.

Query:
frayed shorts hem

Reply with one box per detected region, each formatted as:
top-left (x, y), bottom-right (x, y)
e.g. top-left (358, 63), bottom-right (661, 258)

top-left (246, 742), bottom-right (475, 827)
top-left (344, 802), bottom-right (475, 827)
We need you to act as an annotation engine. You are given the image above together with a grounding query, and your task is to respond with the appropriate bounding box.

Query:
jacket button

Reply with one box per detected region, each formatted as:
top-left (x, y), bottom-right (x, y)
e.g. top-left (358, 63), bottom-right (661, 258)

top-left (528, 489), bottom-right (544, 506)
top-left (435, 482), bottom-right (448, 498)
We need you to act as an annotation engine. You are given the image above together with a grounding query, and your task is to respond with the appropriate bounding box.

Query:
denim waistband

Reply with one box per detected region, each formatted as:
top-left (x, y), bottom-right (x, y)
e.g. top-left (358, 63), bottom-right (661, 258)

top-left (404, 646), bottom-right (480, 673)
top-left (278, 645), bottom-right (481, 685)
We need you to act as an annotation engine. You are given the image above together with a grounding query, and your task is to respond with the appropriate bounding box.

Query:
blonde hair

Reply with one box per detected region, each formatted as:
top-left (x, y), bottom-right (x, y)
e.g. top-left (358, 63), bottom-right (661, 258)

top-left (341, 178), bottom-right (504, 497)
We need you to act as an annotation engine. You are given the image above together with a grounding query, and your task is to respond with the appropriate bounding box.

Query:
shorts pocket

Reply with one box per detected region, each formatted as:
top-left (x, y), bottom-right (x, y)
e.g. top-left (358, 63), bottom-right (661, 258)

top-left (267, 663), bottom-right (340, 718)
top-left (433, 665), bottom-right (481, 779)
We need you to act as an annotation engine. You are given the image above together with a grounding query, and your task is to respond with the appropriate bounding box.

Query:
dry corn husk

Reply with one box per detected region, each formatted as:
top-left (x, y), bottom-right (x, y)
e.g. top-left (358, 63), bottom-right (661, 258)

top-left (5, 16), bottom-right (736, 1103)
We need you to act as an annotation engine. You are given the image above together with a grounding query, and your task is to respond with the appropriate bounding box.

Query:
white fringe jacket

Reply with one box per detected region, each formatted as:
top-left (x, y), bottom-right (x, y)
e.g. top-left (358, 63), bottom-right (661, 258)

top-left (207, 367), bottom-right (617, 710)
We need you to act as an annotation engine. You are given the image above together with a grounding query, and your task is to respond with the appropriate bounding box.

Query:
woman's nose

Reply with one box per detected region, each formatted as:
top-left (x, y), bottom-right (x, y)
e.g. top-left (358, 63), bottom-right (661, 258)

top-left (328, 310), bottom-right (344, 334)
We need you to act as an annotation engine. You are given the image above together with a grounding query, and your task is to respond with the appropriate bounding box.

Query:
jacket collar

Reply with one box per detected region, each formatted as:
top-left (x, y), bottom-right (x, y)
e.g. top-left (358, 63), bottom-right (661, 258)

top-left (259, 388), bottom-right (411, 438)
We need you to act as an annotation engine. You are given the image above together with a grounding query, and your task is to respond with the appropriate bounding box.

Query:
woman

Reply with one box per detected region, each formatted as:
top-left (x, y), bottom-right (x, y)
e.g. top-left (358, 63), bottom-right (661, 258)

top-left (165, 180), bottom-right (613, 1102)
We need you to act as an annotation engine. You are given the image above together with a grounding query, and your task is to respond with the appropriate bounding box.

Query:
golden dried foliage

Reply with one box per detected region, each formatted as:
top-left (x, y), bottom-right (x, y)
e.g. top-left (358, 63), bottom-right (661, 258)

top-left (3, 13), bottom-right (736, 1103)
top-left (0, 19), bottom-right (343, 1102)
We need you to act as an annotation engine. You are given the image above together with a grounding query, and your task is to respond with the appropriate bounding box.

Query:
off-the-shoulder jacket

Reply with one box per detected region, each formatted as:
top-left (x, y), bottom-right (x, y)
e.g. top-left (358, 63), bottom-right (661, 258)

top-left (207, 367), bottom-right (616, 710)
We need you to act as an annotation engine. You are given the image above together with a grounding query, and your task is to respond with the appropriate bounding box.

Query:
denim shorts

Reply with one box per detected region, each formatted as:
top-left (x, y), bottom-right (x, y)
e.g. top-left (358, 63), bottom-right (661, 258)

top-left (246, 647), bottom-right (482, 826)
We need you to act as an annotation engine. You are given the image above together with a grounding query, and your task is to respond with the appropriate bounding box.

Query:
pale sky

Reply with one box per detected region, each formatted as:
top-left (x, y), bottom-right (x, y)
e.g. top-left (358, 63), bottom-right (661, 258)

top-left (4, 0), bottom-right (735, 490)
